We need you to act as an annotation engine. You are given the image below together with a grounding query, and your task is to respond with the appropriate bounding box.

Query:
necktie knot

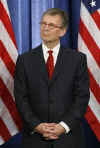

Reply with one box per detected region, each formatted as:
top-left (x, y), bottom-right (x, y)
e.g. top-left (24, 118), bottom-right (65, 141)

top-left (48, 50), bottom-right (53, 55)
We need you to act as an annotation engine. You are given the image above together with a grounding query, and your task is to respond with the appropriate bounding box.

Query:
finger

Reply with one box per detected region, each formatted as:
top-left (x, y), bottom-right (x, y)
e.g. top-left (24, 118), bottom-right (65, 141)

top-left (43, 132), bottom-right (59, 139)
top-left (44, 136), bottom-right (58, 140)
top-left (47, 133), bottom-right (59, 139)
top-left (43, 133), bottom-right (50, 138)
top-left (43, 127), bottom-right (55, 133)
top-left (46, 123), bottom-right (57, 127)
top-left (48, 135), bottom-right (59, 140)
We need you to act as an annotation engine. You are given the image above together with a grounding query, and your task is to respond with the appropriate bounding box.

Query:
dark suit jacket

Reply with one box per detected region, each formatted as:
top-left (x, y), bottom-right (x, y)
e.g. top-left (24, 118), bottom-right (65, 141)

top-left (14, 45), bottom-right (90, 148)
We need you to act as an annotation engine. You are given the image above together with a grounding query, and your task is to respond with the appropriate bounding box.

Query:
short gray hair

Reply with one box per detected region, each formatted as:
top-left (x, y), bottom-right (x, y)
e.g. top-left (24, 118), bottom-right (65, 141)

top-left (42, 8), bottom-right (69, 28)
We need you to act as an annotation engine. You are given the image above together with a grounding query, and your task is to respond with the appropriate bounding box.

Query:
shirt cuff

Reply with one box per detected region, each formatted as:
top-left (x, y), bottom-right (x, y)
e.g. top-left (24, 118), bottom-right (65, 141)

top-left (59, 121), bottom-right (70, 134)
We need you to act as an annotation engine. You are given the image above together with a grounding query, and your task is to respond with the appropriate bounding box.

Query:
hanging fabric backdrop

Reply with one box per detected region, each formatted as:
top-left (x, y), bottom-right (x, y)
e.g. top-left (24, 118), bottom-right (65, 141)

top-left (1, 0), bottom-right (100, 148)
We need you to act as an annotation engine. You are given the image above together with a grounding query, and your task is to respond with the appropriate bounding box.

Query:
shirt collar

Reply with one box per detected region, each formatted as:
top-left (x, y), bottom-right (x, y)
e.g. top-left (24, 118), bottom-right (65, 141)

top-left (42, 42), bottom-right (60, 55)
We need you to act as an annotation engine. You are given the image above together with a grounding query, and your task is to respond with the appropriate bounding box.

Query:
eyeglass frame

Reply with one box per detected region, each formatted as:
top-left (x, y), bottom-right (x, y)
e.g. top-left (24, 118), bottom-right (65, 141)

top-left (39, 21), bottom-right (63, 30)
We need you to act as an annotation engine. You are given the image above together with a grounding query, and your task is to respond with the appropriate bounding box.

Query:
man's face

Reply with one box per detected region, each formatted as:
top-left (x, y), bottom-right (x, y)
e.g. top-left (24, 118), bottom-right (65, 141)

top-left (40, 14), bottom-right (66, 44)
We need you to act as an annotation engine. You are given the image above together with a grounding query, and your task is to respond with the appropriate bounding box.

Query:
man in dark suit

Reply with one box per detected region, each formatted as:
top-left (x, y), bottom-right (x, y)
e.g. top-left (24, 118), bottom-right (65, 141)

top-left (14, 8), bottom-right (90, 148)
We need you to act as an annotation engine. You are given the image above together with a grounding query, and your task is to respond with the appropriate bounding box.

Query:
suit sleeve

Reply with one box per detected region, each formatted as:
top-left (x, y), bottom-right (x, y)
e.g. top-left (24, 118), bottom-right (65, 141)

top-left (62, 53), bottom-right (90, 130)
top-left (14, 55), bottom-right (41, 133)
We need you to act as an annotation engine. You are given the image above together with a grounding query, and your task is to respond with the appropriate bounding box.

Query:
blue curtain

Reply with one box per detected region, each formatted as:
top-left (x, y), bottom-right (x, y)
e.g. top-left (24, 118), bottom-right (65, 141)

top-left (1, 0), bottom-right (100, 148)
top-left (7, 0), bottom-right (54, 54)
top-left (31, 0), bottom-right (54, 48)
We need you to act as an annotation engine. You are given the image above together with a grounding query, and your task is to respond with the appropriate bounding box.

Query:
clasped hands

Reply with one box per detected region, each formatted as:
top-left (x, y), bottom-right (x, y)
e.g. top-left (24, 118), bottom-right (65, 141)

top-left (35, 123), bottom-right (65, 140)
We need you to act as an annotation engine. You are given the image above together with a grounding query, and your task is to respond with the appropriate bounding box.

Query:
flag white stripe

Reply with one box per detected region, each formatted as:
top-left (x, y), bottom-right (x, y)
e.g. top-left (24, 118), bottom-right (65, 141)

top-left (78, 0), bottom-right (100, 141)
top-left (0, 0), bottom-right (22, 144)
top-left (0, 58), bottom-right (14, 99)
top-left (0, 98), bottom-right (19, 135)
top-left (0, 20), bottom-right (18, 63)
top-left (0, 136), bottom-right (4, 146)
top-left (97, 9), bottom-right (100, 14)
top-left (89, 90), bottom-right (100, 122)
top-left (78, 34), bottom-right (100, 86)
top-left (1, 0), bottom-right (10, 19)
top-left (80, 2), bottom-right (100, 48)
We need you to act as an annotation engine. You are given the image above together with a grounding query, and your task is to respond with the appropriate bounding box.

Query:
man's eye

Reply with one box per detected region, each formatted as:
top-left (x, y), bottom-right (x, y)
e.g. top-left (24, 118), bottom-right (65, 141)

top-left (49, 24), bottom-right (54, 27)
top-left (43, 22), bottom-right (47, 25)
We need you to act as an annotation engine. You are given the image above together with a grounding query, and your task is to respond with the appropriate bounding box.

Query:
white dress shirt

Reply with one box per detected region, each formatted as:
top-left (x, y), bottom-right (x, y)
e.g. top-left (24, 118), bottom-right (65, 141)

top-left (42, 43), bottom-right (70, 134)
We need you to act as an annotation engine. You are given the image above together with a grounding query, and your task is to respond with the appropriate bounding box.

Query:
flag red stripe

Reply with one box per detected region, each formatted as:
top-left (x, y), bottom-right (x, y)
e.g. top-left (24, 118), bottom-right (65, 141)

top-left (85, 106), bottom-right (100, 141)
top-left (0, 1), bottom-right (17, 49)
top-left (88, 69), bottom-right (100, 104)
top-left (91, 11), bottom-right (100, 30)
top-left (79, 1), bottom-right (100, 142)
top-left (0, 40), bottom-right (15, 77)
top-left (0, 1), bottom-right (22, 144)
top-left (0, 118), bottom-right (11, 141)
top-left (79, 19), bottom-right (100, 67)
top-left (0, 78), bottom-right (22, 131)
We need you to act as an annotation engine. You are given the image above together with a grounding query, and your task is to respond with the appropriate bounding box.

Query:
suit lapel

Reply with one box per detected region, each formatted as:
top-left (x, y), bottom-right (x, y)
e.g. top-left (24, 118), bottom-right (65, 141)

top-left (35, 45), bottom-right (49, 84)
top-left (49, 46), bottom-right (65, 86)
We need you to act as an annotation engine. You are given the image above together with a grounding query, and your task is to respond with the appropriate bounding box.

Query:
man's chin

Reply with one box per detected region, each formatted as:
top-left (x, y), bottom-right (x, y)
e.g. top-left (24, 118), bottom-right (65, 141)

top-left (42, 39), bottom-right (52, 43)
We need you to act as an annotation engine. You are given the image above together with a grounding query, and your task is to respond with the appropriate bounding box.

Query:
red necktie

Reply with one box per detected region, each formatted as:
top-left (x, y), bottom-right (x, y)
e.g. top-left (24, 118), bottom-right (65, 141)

top-left (46, 50), bottom-right (54, 79)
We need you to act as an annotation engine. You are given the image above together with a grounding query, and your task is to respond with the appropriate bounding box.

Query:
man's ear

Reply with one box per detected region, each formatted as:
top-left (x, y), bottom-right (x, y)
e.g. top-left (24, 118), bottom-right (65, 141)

top-left (60, 27), bottom-right (67, 37)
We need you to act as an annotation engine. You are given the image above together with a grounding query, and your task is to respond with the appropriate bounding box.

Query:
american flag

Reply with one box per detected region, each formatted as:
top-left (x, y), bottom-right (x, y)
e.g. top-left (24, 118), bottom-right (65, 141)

top-left (0, 0), bottom-right (22, 145)
top-left (78, 0), bottom-right (100, 141)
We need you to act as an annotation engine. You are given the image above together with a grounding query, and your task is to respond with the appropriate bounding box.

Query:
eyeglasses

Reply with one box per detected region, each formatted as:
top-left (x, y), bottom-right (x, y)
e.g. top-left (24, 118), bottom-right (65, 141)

top-left (39, 21), bottom-right (63, 30)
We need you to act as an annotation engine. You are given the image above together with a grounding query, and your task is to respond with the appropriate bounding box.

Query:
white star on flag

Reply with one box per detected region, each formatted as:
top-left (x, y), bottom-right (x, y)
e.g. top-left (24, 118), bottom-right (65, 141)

top-left (90, 0), bottom-right (96, 7)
